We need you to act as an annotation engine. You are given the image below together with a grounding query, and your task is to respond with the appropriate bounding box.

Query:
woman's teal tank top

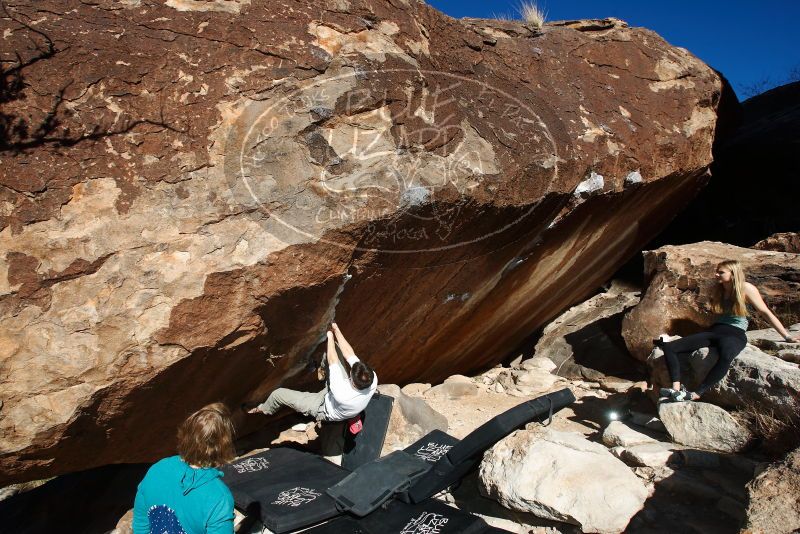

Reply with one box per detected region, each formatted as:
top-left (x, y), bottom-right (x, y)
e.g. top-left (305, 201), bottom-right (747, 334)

top-left (715, 295), bottom-right (748, 330)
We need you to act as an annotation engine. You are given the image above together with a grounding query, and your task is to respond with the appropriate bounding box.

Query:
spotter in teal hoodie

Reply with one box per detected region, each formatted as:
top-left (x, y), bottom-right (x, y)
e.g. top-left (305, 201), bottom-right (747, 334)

top-left (133, 455), bottom-right (234, 534)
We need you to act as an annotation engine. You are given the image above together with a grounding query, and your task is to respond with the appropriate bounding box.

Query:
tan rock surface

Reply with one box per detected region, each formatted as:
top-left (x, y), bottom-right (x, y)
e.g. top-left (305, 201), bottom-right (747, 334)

top-left (1, 1), bottom-right (723, 482)
top-left (623, 242), bottom-right (800, 361)
top-left (743, 447), bottom-right (800, 534)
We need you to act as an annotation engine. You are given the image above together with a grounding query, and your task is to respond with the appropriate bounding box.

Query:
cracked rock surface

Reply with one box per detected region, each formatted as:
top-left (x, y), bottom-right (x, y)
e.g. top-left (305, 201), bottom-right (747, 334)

top-left (1, 0), bottom-right (722, 483)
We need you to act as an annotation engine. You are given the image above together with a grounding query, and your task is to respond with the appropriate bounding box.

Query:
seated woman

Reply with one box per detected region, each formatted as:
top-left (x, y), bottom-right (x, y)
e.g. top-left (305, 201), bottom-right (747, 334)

top-left (133, 403), bottom-right (236, 534)
top-left (659, 259), bottom-right (799, 402)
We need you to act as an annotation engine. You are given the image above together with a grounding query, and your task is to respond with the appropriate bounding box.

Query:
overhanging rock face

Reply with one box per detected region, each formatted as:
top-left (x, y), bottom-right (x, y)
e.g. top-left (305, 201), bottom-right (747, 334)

top-left (0, 0), bottom-right (721, 483)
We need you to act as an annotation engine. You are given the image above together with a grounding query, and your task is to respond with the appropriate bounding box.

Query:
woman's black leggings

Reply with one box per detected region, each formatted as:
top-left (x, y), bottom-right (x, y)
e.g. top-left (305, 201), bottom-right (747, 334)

top-left (661, 323), bottom-right (747, 395)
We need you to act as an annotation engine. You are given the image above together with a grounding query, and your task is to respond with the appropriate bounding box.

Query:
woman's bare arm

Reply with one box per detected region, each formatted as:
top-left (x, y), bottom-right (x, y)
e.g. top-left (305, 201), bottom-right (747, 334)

top-left (744, 282), bottom-right (800, 342)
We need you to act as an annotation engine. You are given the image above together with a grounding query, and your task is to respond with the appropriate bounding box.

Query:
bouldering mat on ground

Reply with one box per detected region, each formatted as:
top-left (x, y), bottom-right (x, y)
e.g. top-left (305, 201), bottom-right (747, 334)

top-left (221, 447), bottom-right (348, 533)
top-left (327, 450), bottom-right (431, 516)
top-left (304, 498), bottom-right (510, 534)
top-left (342, 392), bottom-right (394, 471)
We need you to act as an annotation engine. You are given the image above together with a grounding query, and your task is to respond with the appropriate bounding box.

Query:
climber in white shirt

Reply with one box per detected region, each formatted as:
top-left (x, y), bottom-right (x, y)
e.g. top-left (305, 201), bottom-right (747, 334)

top-left (248, 323), bottom-right (377, 422)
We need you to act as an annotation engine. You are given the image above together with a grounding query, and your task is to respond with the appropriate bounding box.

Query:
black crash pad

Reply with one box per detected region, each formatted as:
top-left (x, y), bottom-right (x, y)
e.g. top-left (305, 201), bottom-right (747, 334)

top-left (403, 429), bottom-right (459, 464)
top-left (304, 498), bottom-right (508, 534)
top-left (327, 450), bottom-right (431, 516)
top-left (342, 392), bottom-right (394, 470)
top-left (221, 447), bottom-right (349, 533)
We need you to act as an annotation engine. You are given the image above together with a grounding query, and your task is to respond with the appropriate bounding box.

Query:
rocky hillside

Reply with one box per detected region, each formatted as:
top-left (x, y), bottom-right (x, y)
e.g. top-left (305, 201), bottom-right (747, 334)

top-left (0, 0), bottom-right (723, 483)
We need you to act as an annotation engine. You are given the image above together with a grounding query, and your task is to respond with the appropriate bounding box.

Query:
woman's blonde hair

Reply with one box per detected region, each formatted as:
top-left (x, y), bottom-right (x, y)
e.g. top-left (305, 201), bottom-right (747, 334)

top-left (712, 259), bottom-right (748, 317)
top-left (177, 402), bottom-right (236, 468)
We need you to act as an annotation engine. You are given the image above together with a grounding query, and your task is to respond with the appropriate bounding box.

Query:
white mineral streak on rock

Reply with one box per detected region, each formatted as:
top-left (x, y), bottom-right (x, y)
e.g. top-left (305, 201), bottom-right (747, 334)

top-left (307, 21), bottom-right (418, 65)
top-left (625, 170), bottom-right (643, 185)
top-left (413, 86), bottom-right (437, 125)
top-left (574, 172), bottom-right (604, 197)
top-left (683, 107), bottom-right (717, 136)
top-left (578, 115), bottom-right (607, 142)
top-left (165, 0), bottom-right (250, 13)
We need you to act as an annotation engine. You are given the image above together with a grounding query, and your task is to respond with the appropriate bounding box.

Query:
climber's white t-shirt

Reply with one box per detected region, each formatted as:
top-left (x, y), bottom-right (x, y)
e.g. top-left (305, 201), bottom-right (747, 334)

top-left (322, 354), bottom-right (377, 421)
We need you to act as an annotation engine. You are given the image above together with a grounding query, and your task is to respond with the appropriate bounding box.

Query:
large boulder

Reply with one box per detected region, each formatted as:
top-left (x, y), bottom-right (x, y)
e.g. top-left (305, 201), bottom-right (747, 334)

top-left (479, 426), bottom-right (648, 533)
top-left (0, 1), bottom-right (724, 482)
top-left (753, 232), bottom-right (800, 254)
top-left (623, 242), bottom-right (800, 361)
top-left (529, 280), bottom-right (642, 381)
top-left (743, 447), bottom-right (800, 533)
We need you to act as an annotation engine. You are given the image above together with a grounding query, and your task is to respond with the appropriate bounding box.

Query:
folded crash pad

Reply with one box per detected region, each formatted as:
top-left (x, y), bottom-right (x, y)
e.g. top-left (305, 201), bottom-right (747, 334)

top-left (342, 392), bottom-right (394, 470)
top-left (327, 450), bottom-right (431, 516)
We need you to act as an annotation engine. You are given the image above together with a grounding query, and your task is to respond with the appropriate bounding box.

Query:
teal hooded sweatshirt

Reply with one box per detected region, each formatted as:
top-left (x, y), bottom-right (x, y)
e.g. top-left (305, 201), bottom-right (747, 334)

top-left (133, 455), bottom-right (234, 534)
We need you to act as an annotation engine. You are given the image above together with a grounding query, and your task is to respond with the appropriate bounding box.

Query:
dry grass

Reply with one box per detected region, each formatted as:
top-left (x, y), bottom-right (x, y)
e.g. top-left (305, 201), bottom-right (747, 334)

top-left (738, 401), bottom-right (800, 458)
top-left (519, 1), bottom-right (546, 28)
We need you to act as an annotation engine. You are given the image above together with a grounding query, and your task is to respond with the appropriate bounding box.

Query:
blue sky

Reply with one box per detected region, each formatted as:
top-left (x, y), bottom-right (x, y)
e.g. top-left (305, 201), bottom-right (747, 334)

top-left (427, 0), bottom-right (800, 100)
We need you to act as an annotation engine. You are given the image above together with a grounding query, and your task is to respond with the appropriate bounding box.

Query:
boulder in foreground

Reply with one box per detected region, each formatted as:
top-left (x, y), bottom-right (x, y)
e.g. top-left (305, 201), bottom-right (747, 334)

top-left (479, 426), bottom-right (648, 533)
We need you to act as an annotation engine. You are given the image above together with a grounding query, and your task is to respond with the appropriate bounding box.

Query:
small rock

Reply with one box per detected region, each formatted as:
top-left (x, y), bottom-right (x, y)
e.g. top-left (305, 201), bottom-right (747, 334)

top-left (658, 401), bottom-right (751, 453)
top-left (444, 374), bottom-right (474, 384)
top-left (777, 348), bottom-right (800, 364)
top-left (629, 411), bottom-right (667, 432)
top-left (513, 369), bottom-right (562, 394)
top-left (290, 423), bottom-right (309, 432)
top-left (599, 378), bottom-right (634, 393)
top-left (602, 421), bottom-right (659, 448)
top-left (401, 383), bottom-right (431, 396)
top-left (633, 465), bottom-right (674, 484)
top-left (620, 443), bottom-right (676, 467)
top-left (424, 381), bottom-right (478, 399)
top-left (610, 446), bottom-right (626, 459)
top-left (520, 357), bottom-right (558, 373)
